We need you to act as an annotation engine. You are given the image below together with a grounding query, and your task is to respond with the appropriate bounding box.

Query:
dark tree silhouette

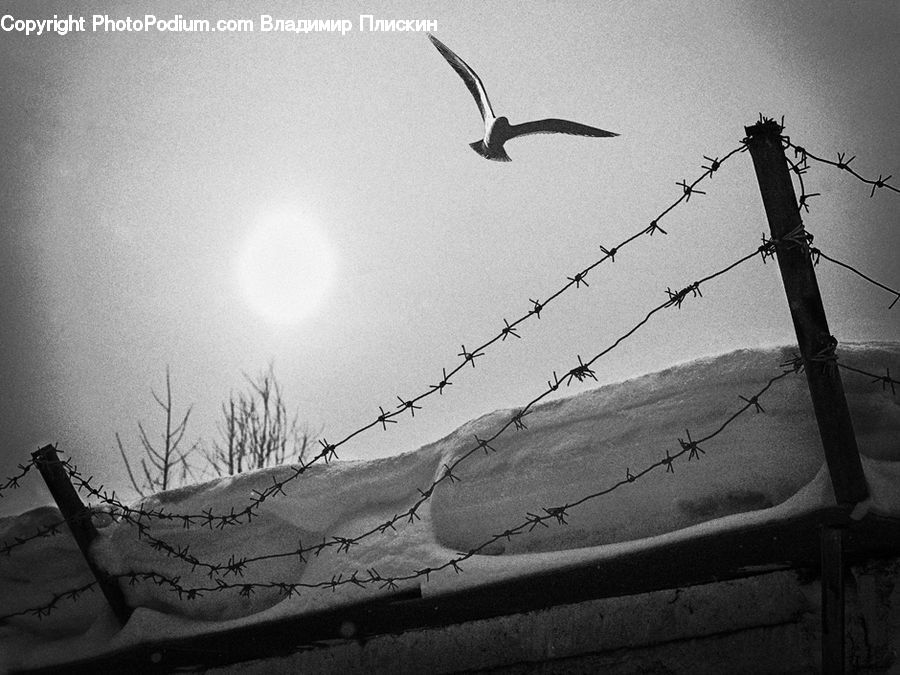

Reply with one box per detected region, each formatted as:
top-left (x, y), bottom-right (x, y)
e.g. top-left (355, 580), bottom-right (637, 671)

top-left (117, 364), bottom-right (316, 496)
top-left (206, 364), bottom-right (315, 476)
top-left (116, 367), bottom-right (198, 497)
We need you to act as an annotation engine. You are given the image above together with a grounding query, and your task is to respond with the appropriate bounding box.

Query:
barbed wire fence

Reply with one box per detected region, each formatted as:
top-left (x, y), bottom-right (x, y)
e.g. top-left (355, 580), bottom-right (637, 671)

top-left (46, 240), bottom-right (783, 579)
top-left (8, 143), bottom-right (749, 525)
top-left (1, 117), bottom-right (898, 633)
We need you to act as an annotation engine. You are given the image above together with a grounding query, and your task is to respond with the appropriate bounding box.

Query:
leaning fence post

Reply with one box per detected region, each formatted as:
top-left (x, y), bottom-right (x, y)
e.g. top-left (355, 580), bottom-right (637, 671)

top-left (745, 118), bottom-right (867, 675)
top-left (744, 118), bottom-right (868, 507)
top-left (32, 444), bottom-right (132, 626)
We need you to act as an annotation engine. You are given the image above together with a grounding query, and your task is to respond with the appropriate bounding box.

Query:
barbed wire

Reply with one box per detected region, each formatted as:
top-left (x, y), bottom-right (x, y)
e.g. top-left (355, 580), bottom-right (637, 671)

top-left (53, 142), bottom-right (748, 533)
top-left (837, 363), bottom-right (897, 395)
top-left (0, 467), bottom-right (134, 561)
top-left (810, 248), bottom-right (899, 309)
top-left (0, 459), bottom-right (35, 500)
top-left (783, 139), bottom-right (897, 197)
top-left (2, 515), bottom-right (67, 558)
top-left (58, 241), bottom-right (776, 579)
top-left (771, 134), bottom-right (898, 309)
top-left (783, 155), bottom-right (817, 215)
top-left (777, 348), bottom-right (898, 400)
top-left (745, 144), bottom-right (898, 310)
top-left (0, 581), bottom-right (99, 622)
top-left (0, 458), bottom-right (76, 560)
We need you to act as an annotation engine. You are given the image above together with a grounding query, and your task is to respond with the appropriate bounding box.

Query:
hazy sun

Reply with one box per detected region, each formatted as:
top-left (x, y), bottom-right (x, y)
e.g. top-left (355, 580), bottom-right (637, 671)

top-left (237, 211), bottom-right (336, 325)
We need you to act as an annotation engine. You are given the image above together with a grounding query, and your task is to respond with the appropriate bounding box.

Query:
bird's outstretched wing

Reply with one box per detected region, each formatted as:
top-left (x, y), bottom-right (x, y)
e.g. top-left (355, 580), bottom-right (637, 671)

top-left (507, 119), bottom-right (619, 140)
top-left (428, 33), bottom-right (495, 121)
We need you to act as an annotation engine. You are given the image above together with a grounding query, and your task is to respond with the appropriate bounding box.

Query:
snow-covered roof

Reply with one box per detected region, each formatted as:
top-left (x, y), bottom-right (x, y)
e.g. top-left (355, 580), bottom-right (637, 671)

top-left (2, 342), bottom-right (898, 672)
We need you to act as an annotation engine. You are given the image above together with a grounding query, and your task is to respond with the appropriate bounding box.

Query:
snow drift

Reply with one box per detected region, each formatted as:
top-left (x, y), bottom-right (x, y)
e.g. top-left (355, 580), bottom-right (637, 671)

top-left (1, 342), bottom-right (898, 672)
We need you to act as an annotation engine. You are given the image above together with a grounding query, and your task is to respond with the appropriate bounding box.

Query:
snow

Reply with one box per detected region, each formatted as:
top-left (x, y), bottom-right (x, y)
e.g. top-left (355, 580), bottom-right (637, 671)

top-left (1, 342), bottom-right (898, 672)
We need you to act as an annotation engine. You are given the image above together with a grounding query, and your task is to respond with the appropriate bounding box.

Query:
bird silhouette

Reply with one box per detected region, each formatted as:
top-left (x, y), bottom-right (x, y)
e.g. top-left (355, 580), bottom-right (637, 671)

top-left (428, 33), bottom-right (619, 162)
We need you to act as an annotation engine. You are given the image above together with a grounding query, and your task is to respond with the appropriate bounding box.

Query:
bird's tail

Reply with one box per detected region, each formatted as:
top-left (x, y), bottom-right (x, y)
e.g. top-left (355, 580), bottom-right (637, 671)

top-left (469, 140), bottom-right (511, 162)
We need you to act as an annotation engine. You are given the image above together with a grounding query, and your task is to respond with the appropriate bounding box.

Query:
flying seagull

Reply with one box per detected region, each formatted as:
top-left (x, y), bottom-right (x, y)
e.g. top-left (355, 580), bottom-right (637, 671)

top-left (428, 33), bottom-right (619, 162)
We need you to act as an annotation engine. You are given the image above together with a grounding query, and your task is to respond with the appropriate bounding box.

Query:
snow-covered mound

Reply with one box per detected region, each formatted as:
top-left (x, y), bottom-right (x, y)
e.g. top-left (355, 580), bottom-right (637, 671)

top-left (1, 343), bottom-right (898, 672)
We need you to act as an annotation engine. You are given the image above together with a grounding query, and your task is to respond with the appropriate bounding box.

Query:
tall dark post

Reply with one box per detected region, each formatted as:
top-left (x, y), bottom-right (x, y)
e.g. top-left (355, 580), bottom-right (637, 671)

top-left (745, 118), bottom-right (867, 675)
top-left (744, 119), bottom-right (868, 506)
top-left (32, 444), bottom-right (132, 626)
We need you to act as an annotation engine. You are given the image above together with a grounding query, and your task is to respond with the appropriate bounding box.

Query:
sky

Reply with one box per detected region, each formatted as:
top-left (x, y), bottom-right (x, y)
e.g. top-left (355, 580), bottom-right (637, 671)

top-left (1, 0), bottom-right (898, 517)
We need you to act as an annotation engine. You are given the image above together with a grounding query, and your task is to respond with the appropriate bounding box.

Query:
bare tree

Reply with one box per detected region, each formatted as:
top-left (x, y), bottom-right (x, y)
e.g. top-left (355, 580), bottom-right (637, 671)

top-left (205, 364), bottom-right (314, 476)
top-left (116, 367), bottom-right (199, 497)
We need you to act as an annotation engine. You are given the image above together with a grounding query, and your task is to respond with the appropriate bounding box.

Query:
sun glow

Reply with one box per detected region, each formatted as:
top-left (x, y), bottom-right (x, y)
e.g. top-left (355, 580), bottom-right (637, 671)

top-left (237, 211), bottom-right (336, 325)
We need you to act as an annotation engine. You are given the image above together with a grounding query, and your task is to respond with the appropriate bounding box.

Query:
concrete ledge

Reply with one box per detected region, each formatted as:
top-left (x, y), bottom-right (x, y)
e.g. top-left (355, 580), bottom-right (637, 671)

top-left (207, 558), bottom-right (899, 674)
